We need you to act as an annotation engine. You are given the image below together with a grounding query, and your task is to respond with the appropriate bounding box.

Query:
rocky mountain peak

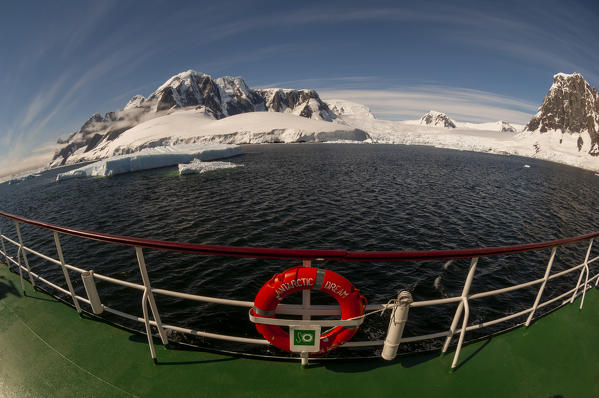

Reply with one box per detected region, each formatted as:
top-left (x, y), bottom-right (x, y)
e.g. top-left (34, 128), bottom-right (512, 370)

top-left (51, 70), bottom-right (340, 166)
top-left (499, 121), bottom-right (517, 133)
top-left (124, 95), bottom-right (145, 111)
top-left (419, 111), bottom-right (456, 128)
top-left (525, 72), bottom-right (599, 135)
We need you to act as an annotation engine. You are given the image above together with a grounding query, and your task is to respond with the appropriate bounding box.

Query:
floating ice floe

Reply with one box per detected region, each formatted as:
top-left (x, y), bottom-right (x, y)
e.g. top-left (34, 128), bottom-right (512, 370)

top-left (56, 144), bottom-right (241, 181)
top-left (178, 159), bottom-right (241, 175)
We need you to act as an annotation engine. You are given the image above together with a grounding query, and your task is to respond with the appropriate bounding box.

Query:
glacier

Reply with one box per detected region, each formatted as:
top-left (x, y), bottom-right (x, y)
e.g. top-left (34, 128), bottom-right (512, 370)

top-left (56, 144), bottom-right (241, 181)
top-left (178, 159), bottom-right (241, 175)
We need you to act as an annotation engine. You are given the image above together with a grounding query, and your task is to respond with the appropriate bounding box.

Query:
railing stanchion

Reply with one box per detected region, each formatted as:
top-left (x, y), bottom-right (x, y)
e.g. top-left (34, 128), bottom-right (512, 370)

top-left (449, 258), bottom-right (478, 369)
top-left (135, 247), bottom-right (168, 345)
top-left (525, 247), bottom-right (557, 327)
top-left (442, 257), bottom-right (478, 355)
top-left (53, 232), bottom-right (82, 313)
top-left (302, 260), bottom-right (311, 320)
top-left (141, 289), bottom-right (157, 361)
top-left (0, 227), bottom-right (10, 266)
top-left (14, 220), bottom-right (35, 288)
top-left (570, 239), bottom-right (593, 308)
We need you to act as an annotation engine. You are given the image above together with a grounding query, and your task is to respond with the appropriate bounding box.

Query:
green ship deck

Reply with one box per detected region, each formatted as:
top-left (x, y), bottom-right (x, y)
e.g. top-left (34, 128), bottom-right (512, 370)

top-left (1, 262), bottom-right (597, 397)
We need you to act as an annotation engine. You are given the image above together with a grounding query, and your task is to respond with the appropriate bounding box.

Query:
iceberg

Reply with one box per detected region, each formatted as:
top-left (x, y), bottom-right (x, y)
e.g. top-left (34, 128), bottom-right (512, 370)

top-left (178, 159), bottom-right (241, 175)
top-left (56, 144), bottom-right (241, 181)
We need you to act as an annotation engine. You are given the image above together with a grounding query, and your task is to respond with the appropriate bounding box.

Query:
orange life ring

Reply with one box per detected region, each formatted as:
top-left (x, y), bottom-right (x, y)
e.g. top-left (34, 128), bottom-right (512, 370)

top-left (251, 266), bottom-right (366, 354)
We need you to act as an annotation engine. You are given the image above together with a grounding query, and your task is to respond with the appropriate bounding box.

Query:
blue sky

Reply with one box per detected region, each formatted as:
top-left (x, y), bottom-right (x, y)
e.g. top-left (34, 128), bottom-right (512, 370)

top-left (1, 0), bottom-right (598, 175)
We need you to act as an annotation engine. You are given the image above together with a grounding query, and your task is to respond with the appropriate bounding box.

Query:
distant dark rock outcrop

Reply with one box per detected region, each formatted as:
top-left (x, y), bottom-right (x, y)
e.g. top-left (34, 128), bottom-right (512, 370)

top-left (419, 111), bottom-right (456, 128)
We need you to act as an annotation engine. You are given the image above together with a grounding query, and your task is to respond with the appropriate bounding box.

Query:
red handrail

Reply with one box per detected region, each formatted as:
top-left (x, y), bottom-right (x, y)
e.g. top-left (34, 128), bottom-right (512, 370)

top-left (1, 210), bottom-right (598, 262)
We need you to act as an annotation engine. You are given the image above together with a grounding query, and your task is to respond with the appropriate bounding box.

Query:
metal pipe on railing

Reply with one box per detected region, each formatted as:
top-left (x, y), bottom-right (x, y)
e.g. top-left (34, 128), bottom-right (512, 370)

top-left (15, 221), bottom-right (36, 287)
top-left (53, 232), bottom-right (81, 313)
top-left (451, 297), bottom-right (470, 369)
top-left (449, 258), bottom-right (478, 369)
top-left (135, 247), bottom-right (168, 346)
top-left (141, 289), bottom-right (157, 361)
top-left (548, 262), bottom-right (585, 280)
top-left (442, 257), bottom-right (478, 354)
top-left (570, 239), bottom-right (593, 309)
top-left (525, 247), bottom-right (557, 327)
top-left (0, 229), bottom-right (9, 266)
top-left (14, 221), bottom-right (35, 290)
top-left (152, 287), bottom-right (252, 307)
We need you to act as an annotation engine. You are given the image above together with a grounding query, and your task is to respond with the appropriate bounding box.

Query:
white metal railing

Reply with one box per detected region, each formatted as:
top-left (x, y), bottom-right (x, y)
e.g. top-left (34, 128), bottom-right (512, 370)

top-left (0, 216), bottom-right (598, 369)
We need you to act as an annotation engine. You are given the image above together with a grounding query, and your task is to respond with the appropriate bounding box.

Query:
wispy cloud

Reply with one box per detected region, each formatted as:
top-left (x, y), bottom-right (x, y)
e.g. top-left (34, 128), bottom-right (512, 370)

top-left (320, 87), bottom-right (537, 123)
top-left (0, 141), bottom-right (59, 181)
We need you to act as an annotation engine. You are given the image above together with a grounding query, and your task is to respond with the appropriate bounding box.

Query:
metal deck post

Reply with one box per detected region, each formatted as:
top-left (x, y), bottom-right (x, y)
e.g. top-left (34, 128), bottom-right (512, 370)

top-left (570, 239), bottom-right (593, 308)
top-left (525, 247), bottom-right (557, 327)
top-left (450, 258), bottom-right (478, 369)
top-left (53, 232), bottom-right (82, 313)
top-left (135, 247), bottom-right (169, 347)
top-left (442, 257), bottom-right (478, 355)
top-left (0, 227), bottom-right (9, 266)
top-left (14, 221), bottom-right (35, 288)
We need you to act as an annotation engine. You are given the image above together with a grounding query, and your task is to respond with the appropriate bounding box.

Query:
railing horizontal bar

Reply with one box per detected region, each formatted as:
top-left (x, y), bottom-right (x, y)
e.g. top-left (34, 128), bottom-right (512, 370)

top-left (400, 330), bottom-right (449, 343)
top-left (547, 263), bottom-right (586, 280)
top-left (1, 235), bottom-right (19, 249)
top-left (342, 340), bottom-right (384, 347)
top-left (250, 314), bottom-right (363, 327)
top-left (11, 264), bottom-right (91, 306)
top-left (278, 304), bottom-right (341, 316)
top-left (152, 288), bottom-right (253, 307)
top-left (21, 246), bottom-right (62, 266)
top-left (3, 254), bottom-right (18, 267)
top-left (537, 287), bottom-right (578, 309)
top-left (29, 271), bottom-right (71, 297)
top-left (103, 305), bottom-right (147, 323)
top-left (163, 323), bottom-right (270, 345)
top-left (93, 272), bottom-right (145, 291)
top-left (410, 297), bottom-right (462, 307)
top-left (464, 308), bottom-right (531, 332)
top-left (587, 255), bottom-right (599, 265)
top-left (5, 239), bottom-right (148, 292)
top-left (74, 294), bottom-right (91, 305)
top-left (3, 210), bottom-right (599, 261)
top-left (470, 278), bottom-right (544, 299)
top-left (102, 305), bottom-right (271, 345)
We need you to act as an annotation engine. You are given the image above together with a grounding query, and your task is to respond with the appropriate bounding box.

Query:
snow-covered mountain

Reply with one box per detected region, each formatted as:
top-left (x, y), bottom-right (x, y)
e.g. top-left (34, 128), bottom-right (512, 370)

top-left (63, 109), bottom-right (369, 163)
top-left (324, 99), bottom-right (376, 120)
top-left (524, 73), bottom-right (599, 155)
top-left (457, 120), bottom-right (522, 133)
top-left (419, 111), bottom-right (456, 128)
top-left (45, 68), bottom-right (599, 177)
top-left (51, 70), bottom-right (341, 166)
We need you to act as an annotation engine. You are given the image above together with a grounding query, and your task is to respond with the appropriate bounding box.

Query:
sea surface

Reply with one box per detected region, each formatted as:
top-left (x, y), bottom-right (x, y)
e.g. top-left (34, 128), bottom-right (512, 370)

top-left (1, 144), bottom-right (598, 357)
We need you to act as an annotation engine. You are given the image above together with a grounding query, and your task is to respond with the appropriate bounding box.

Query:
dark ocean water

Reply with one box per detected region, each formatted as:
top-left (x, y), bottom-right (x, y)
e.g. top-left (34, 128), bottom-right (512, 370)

top-left (1, 144), bottom-right (598, 356)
